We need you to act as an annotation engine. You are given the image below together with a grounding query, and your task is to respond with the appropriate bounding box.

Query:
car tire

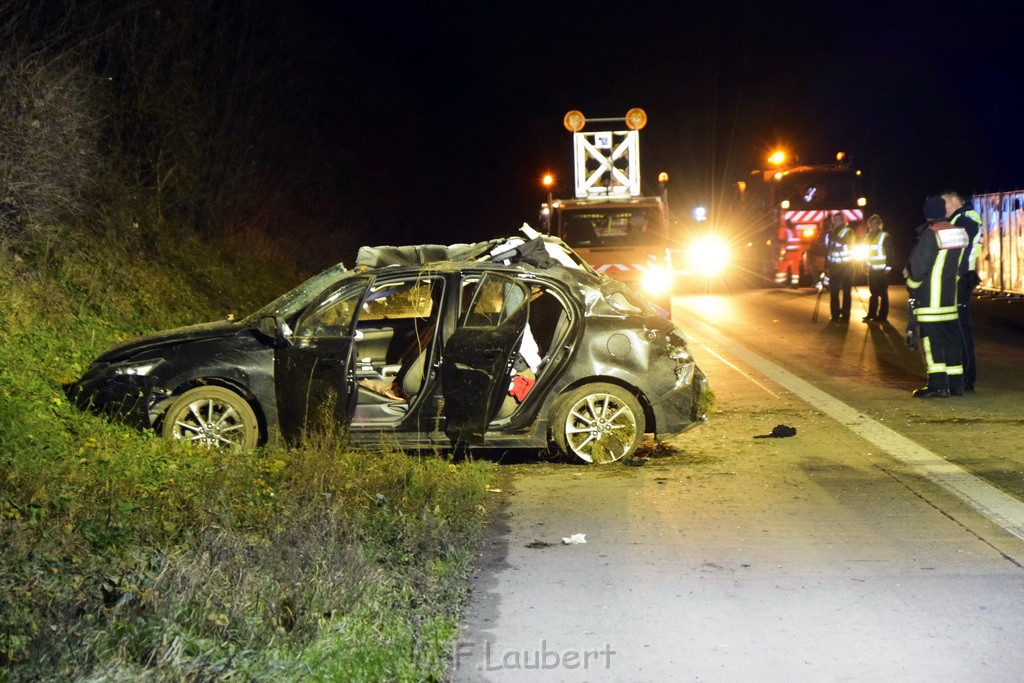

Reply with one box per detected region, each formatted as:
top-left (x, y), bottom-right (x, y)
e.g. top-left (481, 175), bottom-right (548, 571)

top-left (160, 386), bottom-right (259, 450)
top-left (550, 383), bottom-right (644, 464)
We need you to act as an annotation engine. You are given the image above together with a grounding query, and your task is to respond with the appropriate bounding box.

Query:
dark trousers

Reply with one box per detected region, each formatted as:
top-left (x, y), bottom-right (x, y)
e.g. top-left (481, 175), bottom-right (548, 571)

top-left (866, 269), bottom-right (890, 320)
top-left (828, 265), bottom-right (853, 319)
top-left (918, 319), bottom-right (964, 392)
top-left (957, 278), bottom-right (977, 388)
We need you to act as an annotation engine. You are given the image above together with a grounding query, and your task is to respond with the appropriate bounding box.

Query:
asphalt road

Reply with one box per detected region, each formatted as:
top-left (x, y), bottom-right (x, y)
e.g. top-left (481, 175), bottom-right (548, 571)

top-left (451, 284), bottom-right (1024, 682)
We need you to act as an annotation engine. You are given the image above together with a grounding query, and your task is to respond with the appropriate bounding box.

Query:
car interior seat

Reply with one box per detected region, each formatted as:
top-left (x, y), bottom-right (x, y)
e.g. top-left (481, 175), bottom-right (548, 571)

top-left (493, 298), bottom-right (570, 421)
top-left (398, 342), bottom-right (430, 399)
top-left (355, 322), bottom-right (434, 408)
top-left (395, 323), bottom-right (436, 400)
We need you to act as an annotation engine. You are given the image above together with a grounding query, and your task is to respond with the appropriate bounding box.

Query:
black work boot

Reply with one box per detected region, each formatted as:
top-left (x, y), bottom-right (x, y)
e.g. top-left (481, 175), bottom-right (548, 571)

top-left (912, 386), bottom-right (950, 398)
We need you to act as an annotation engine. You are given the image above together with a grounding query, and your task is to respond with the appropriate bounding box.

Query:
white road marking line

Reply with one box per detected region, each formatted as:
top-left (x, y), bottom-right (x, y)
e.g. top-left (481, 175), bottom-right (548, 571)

top-left (691, 340), bottom-right (782, 399)
top-left (692, 322), bottom-right (1024, 541)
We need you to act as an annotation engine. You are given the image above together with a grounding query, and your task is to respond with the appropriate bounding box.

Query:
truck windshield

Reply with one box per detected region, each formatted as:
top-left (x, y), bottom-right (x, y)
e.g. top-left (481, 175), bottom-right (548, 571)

top-left (774, 169), bottom-right (861, 209)
top-left (560, 208), bottom-right (664, 248)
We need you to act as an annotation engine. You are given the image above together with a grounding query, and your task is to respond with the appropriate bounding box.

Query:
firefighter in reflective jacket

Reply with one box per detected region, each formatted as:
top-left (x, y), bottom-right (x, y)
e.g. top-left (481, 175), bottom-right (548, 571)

top-left (775, 222), bottom-right (802, 287)
top-left (905, 196), bottom-right (970, 398)
top-left (824, 213), bottom-right (854, 321)
top-left (942, 190), bottom-right (982, 391)
top-left (862, 214), bottom-right (893, 322)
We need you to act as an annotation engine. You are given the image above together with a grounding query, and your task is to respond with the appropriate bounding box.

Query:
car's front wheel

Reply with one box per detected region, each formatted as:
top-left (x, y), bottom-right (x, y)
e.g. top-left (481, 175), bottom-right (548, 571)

top-left (550, 383), bottom-right (644, 464)
top-left (161, 386), bottom-right (259, 450)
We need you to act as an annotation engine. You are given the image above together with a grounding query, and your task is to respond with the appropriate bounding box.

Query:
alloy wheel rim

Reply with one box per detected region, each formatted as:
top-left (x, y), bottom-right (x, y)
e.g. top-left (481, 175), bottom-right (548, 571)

top-left (563, 393), bottom-right (637, 463)
top-left (172, 399), bottom-right (246, 449)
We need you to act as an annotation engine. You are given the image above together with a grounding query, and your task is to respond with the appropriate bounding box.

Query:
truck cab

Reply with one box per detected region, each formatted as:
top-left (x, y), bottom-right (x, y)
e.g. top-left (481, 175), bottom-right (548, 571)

top-left (544, 109), bottom-right (675, 311)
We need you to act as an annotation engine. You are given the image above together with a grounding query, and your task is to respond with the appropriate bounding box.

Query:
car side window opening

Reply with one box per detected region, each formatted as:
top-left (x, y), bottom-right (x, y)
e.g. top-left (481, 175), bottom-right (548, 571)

top-left (353, 277), bottom-right (442, 403)
top-left (462, 276), bottom-right (527, 328)
top-left (293, 282), bottom-right (366, 339)
top-left (359, 280), bottom-right (435, 321)
top-left (460, 277), bottom-right (569, 365)
top-left (459, 276), bottom-right (571, 418)
top-left (523, 287), bottom-right (571, 364)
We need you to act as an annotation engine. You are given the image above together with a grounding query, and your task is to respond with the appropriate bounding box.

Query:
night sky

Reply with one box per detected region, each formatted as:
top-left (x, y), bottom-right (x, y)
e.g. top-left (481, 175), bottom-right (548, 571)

top-left (281, 1), bottom-right (1024, 252)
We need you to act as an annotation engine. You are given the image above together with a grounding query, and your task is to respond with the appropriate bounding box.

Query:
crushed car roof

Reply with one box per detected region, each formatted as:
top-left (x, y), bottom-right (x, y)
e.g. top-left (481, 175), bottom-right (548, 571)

top-left (353, 225), bottom-right (661, 319)
top-left (354, 224), bottom-right (588, 272)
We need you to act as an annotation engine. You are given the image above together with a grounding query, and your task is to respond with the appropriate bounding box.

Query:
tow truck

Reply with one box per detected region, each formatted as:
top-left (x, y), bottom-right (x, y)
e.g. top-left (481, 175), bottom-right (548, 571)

top-left (541, 109), bottom-right (729, 312)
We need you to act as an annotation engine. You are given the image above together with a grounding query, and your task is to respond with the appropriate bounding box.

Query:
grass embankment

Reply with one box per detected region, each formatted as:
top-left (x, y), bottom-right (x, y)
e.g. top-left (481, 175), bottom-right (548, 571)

top-left (0, 222), bottom-right (495, 680)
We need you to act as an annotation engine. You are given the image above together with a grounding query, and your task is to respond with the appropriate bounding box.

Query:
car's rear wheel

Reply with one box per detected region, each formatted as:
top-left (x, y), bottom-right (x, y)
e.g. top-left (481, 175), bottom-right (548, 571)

top-left (550, 383), bottom-right (644, 464)
top-left (161, 386), bottom-right (259, 450)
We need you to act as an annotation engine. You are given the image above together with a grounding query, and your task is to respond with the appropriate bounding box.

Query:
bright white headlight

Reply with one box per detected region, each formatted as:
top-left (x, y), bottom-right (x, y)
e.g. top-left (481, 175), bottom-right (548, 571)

top-left (113, 360), bottom-right (159, 376)
top-left (641, 267), bottom-right (673, 295)
top-left (688, 237), bottom-right (730, 276)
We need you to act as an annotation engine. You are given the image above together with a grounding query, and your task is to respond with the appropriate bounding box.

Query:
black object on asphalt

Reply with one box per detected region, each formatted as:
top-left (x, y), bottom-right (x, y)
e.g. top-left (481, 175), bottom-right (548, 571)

top-left (754, 424), bottom-right (798, 438)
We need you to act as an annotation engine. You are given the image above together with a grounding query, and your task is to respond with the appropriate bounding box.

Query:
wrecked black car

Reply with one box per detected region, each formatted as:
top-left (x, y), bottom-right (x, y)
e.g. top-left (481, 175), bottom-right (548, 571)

top-left (69, 228), bottom-right (710, 463)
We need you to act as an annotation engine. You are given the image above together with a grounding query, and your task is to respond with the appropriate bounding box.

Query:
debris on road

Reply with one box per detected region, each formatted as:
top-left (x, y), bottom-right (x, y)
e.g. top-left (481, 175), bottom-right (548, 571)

top-left (754, 424), bottom-right (797, 438)
top-left (562, 533), bottom-right (587, 545)
top-left (636, 439), bottom-right (679, 458)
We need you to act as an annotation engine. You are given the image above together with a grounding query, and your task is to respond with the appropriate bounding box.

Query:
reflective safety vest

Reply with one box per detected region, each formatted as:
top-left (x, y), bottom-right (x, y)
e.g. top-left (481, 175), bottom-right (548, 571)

top-left (784, 227), bottom-right (801, 252)
top-left (906, 225), bottom-right (969, 322)
top-left (826, 227), bottom-right (853, 264)
top-left (865, 231), bottom-right (891, 270)
top-left (953, 208), bottom-right (983, 271)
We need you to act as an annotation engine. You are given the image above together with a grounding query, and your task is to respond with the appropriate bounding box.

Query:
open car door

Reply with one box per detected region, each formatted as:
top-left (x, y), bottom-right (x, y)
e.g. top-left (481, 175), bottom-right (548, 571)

top-left (274, 277), bottom-right (368, 442)
top-left (442, 272), bottom-right (530, 445)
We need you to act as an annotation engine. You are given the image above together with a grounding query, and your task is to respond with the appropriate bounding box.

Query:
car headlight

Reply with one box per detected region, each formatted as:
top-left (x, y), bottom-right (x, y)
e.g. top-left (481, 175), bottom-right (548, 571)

top-left (112, 359), bottom-right (161, 377)
top-left (669, 346), bottom-right (692, 362)
top-left (641, 267), bottom-right (673, 295)
top-left (688, 237), bottom-right (730, 276)
top-left (674, 361), bottom-right (695, 387)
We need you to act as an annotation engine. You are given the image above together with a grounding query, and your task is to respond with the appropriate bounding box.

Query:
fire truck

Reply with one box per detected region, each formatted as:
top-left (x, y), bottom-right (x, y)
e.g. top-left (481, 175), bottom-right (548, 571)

top-left (741, 151), bottom-right (869, 287)
top-left (541, 109), bottom-right (729, 311)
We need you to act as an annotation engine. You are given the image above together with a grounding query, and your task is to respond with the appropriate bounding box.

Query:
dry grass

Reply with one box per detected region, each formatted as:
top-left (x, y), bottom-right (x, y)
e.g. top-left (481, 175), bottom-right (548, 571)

top-left (0, 214), bottom-right (494, 682)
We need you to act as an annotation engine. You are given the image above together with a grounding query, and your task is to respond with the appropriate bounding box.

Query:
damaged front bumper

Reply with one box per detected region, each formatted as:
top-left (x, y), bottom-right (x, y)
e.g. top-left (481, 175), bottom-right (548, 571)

top-left (67, 361), bottom-right (169, 430)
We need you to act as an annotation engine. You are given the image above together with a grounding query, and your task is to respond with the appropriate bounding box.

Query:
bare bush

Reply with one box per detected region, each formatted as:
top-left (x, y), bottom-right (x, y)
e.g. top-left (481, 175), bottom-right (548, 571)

top-left (0, 0), bottom-right (357, 270)
top-left (0, 50), bottom-right (106, 245)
